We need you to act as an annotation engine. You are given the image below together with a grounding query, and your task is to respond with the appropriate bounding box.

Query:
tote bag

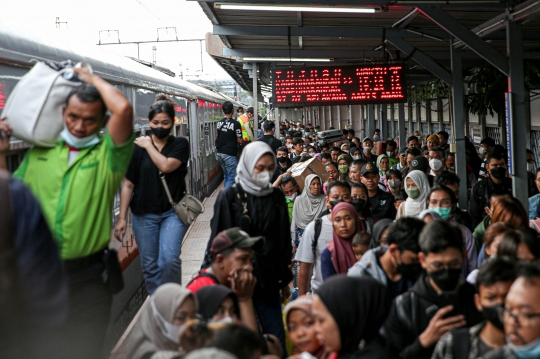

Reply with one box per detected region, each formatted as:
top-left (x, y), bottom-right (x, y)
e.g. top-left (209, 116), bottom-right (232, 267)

top-left (2, 61), bottom-right (85, 147)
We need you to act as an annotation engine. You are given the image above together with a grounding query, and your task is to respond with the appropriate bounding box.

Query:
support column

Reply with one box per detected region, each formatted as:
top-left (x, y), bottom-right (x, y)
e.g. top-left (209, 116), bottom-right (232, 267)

top-left (252, 62), bottom-right (258, 138)
top-left (319, 107), bottom-right (325, 130)
top-left (426, 99), bottom-right (432, 134)
top-left (389, 105), bottom-right (395, 138)
top-left (451, 44), bottom-right (468, 210)
top-left (351, 105), bottom-right (361, 135)
top-left (339, 105), bottom-right (349, 129)
top-left (408, 102), bottom-right (414, 136)
top-left (399, 103), bottom-right (406, 147)
top-left (507, 20), bottom-right (528, 209)
top-left (380, 104), bottom-right (388, 140)
top-left (331, 106), bottom-right (339, 129)
top-left (367, 104), bottom-right (375, 139)
top-left (326, 106), bottom-right (332, 129)
top-left (437, 97), bottom-right (444, 133)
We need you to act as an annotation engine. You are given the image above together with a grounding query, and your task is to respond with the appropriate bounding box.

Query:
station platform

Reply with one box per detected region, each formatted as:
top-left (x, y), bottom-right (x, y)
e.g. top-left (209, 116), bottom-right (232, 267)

top-left (108, 183), bottom-right (223, 359)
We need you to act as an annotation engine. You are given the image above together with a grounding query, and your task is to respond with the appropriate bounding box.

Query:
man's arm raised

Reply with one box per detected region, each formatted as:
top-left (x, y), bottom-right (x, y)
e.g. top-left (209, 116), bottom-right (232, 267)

top-left (73, 68), bottom-right (133, 145)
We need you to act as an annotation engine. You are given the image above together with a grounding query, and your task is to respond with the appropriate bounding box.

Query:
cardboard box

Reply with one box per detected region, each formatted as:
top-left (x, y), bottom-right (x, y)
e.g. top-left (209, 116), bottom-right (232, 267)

top-left (289, 157), bottom-right (329, 192)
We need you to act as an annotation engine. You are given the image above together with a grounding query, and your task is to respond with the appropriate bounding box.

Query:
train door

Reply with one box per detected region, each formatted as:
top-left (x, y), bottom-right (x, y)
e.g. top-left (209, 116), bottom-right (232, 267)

top-left (189, 99), bottom-right (202, 198)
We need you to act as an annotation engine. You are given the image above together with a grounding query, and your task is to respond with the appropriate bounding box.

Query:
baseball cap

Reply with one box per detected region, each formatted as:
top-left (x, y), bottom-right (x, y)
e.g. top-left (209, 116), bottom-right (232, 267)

top-left (399, 146), bottom-right (408, 156)
top-left (410, 155), bottom-right (429, 172)
top-left (361, 163), bottom-right (379, 176)
top-left (427, 134), bottom-right (440, 144)
top-left (209, 227), bottom-right (265, 256)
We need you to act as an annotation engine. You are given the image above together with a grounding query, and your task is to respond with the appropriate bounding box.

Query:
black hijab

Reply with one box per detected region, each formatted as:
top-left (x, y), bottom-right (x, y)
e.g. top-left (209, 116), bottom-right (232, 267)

top-left (317, 275), bottom-right (391, 356)
top-left (369, 219), bottom-right (393, 249)
top-left (195, 285), bottom-right (240, 321)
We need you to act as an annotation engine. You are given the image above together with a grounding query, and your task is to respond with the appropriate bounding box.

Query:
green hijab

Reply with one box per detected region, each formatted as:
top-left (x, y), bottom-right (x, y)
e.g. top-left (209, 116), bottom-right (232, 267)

top-left (376, 154), bottom-right (389, 176)
top-left (337, 154), bottom-right (353, 181)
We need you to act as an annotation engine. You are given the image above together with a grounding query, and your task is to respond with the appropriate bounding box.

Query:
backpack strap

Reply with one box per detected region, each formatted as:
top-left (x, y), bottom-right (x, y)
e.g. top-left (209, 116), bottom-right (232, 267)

top-left (312, 218), bottom-right (323, 258)
top-left (186, 272), bottom-right (219, 288)
top-left (451, 328), bottom-right (471, 359)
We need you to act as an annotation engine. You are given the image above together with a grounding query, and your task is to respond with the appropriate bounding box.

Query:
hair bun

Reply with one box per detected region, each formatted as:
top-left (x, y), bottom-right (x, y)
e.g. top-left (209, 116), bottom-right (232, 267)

top-left (154, 94), bottom-right (176, 106)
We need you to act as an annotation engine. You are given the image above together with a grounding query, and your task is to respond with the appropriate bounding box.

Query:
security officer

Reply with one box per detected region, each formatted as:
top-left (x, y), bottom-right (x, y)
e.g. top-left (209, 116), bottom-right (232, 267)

top-left (360, 163), bottom-right (396, 220)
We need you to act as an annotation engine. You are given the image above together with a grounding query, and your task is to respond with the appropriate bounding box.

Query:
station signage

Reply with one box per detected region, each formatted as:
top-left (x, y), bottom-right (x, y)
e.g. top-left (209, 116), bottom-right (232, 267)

top-left (272, 64), bottom-right (408, 107)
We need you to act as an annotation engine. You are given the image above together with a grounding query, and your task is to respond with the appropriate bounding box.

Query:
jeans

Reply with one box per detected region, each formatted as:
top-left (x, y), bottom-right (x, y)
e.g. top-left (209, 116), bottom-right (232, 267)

top-left (217, 152), bottom-right (238, 188)
top-left (132, 208), bottom-right (186, 294)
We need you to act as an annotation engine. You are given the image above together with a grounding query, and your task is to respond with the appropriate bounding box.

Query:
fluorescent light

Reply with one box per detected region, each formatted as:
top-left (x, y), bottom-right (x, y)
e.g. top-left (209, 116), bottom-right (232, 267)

top-left (214, 3), bottom-right (378, 13)
top-left (240, 57), bottom-right (333, 62)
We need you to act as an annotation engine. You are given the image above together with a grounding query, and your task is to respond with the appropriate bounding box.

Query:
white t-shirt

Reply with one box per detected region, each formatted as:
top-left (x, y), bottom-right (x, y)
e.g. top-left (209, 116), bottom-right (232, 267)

top-left (294, 215), bottom-right (333, 292)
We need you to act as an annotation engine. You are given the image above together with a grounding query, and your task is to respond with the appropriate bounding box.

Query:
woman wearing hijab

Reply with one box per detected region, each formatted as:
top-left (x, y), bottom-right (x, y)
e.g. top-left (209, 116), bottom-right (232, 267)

top-left (203, 141), bottom-right (292, 353)
top-left (396, 170), bottom-right (430, 219)
top-left (417, 209), bottom-right (442, 223)
top-left (376, 154), bottom-right (390, 189)
top-left (291, 174), bottom-right (327, 247)
top-left (337, 154), bottom-right (353, 183)
top-left (312, 275), bottom-right (394, 359)
top-left (285, 295), bottom-right (329, 359)
top-left (195, 285), bottom-right (240, 324)
top-left (350, 147), bottom-right (361, 160)
top-left (127, 283), bottom-right (198, 359)
top-left (368, 218), bottom-right (393, 249)
top-left (320, 202), bottom-right (365, 280)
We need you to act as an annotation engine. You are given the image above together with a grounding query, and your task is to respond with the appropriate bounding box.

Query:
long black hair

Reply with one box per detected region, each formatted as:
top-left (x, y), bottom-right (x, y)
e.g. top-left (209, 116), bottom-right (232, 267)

top-left (148, 94), bottom-right (176, 121)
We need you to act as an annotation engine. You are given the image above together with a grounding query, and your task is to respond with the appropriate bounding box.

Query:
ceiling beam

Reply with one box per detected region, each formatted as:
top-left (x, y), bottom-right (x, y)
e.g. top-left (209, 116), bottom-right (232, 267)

top-left (385, 36), bottom-right (453, 86)
top-left (195, 0), bottom-right (506, 8)
top-left (417, 5), bottom-right (509, 76)
top-left (223, 48), bottom-right (386, 58)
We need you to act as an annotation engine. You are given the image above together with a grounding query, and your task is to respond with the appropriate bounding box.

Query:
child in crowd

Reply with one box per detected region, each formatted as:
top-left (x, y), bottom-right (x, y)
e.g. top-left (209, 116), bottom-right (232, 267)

top-left (394, 189), bottom-right (408, 212)
top-left (352, 232), bottom-right (371, 261)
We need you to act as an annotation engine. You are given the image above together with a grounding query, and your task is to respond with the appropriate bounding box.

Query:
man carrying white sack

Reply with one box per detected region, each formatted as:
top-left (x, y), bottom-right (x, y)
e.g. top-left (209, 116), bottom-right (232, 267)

top-left (0, 67), bottom-right (134, 359)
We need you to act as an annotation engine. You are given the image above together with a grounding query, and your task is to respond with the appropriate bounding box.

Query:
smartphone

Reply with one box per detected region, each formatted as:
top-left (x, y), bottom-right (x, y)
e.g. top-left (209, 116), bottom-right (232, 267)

top-left (438, 292), bottom-right (461, 318)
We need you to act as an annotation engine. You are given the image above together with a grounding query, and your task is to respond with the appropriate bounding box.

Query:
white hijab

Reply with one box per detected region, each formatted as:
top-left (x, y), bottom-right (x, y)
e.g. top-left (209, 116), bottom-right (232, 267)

top-left (404, 170), bottom-right (430, 218)
top-left (235, 141), bottom-right (276, 197)
top-left (127, 284), bottom-right (197, 359)
top-left (292, 174), bottom-right (326, 229)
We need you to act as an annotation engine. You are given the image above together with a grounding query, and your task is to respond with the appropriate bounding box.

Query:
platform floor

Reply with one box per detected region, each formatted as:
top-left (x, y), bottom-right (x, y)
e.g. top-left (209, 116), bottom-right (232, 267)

top-left (109, 183), bottom-right (222, 359)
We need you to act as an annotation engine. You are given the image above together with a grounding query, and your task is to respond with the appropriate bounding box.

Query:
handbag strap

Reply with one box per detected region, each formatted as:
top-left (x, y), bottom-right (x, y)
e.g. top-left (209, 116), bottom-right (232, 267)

top-left (159, 172), bottom-right (177, 206)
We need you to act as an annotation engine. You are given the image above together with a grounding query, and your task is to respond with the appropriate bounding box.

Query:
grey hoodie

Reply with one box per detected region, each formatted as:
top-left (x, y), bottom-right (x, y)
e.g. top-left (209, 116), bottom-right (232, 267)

top-left (347, 246), bottom-right (389, 285)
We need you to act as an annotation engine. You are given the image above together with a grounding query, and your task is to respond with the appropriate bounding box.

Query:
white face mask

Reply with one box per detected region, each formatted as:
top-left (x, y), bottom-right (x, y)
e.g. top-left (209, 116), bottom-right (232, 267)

top-left (150, 299), bottom-right (186, 344)
top-left (479, 147), bottom-right (487, 155)
top-left (286, 144), bottom-right (293, 149)
top-left (342, 150), bottom-right (349, 153)
top-left (352, 155), bottom-right (360, 160)
top-left (429, 159), bottom-right (443, 171)
top-left (286, 193), bottom-right (297, 201)
top-left (60, 127), bottom-right (100, 149)
top-left (386, 151), bottom-right (394, 157)
top-left (210, 316), bottom-right (236, 324)
top-left (253, 171), bottom-right (271, 187)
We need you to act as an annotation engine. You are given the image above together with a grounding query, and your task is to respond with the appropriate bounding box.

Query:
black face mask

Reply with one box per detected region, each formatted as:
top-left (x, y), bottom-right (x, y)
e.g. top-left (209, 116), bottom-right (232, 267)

top-left (151, 126), bottom-right (171, 139)
top-left (428, 268), bottom-right (462, 292)
top-left (351, 198), bottom-right (366, 213)
top-left (277, 156), bottom-right (288, 163)
top-left (490, 167), bottom-right (506, 179)
top-left (397, 262), bottom-right (423, 280)
top-left (329, 200), bottom-right (343, 209)
top-left (482, 303), bottom-right (505, 330)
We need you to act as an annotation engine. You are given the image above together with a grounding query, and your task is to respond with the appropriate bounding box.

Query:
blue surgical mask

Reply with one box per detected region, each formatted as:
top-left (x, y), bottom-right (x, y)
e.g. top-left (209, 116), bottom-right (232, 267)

top-left (60, 127), bottom-right (100, 149)
top-left (429, 206), bottom-right (452, 221)
top-left (507, 337), bottom-right (540, 359)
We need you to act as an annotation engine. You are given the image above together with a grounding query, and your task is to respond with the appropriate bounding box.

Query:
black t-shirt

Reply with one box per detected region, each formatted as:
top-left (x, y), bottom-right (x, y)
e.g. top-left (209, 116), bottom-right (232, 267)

top-left (257, 134), bottom-right (282, 153)
top-left (125, 136), bottom-right (190, 215)
top-left (368, 189), bottom-right (396, 220)
top-left (216, 117), bottom-right (241, 157)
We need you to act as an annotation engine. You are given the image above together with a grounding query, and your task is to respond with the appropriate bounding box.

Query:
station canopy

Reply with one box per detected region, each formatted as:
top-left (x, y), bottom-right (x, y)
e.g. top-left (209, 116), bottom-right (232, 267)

top-left (195, 0), bottom-right (540, 95)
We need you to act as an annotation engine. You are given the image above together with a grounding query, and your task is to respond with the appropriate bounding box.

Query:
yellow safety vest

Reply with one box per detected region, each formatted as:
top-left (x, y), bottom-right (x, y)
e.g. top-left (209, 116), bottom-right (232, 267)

top-left (238, 114), bottom-right (253, 142)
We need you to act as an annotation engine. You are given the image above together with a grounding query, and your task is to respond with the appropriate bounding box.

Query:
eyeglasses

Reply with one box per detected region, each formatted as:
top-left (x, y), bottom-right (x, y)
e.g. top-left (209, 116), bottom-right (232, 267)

top-left (498, 307), bottom-right (540, 328)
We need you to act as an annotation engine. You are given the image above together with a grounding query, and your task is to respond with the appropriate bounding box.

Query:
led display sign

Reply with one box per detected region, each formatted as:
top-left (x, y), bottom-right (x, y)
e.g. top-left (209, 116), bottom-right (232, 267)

top-left (272, 64), bottom-right (407, 107)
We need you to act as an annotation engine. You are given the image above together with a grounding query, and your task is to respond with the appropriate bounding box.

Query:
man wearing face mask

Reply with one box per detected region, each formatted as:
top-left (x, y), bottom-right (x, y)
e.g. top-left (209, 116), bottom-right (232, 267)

top-left (216, 101), bottom-right (243, 187)
top-left (272, 147), bottom-right (292, 182)
top-left (478, 262), bottom-right (540, 359)
top-left (237, 106), bottom-right (255, 144)
top-left (429, 147), bottom-right (446, 177)
top-left (6, 70), bottom-right (134, 359)
top-left (478, 138), bottom-right (495, 178)
top-left (294, 181), bottom-right (352, 296)
top-left (348, 218), bottom-right (425, 298)
top-left (382, 220), bottom-right (483, 359)
top-left (360, 138), bottom-right (378, 164)
top-left (469, 153), bottom-right (513, 227)
top-left (432, 258), bottom-right (516, 359)
top-left (360, 163), bottom-right (396, 220)
top-left (386, 140), bottom-right (399, 168)
top-left (278, 175), bottom-right (300, 223)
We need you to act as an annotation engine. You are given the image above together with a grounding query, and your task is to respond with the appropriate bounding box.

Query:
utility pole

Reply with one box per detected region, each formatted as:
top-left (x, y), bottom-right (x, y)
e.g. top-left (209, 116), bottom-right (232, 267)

top-left (55, 17), bottom-right (68, 29)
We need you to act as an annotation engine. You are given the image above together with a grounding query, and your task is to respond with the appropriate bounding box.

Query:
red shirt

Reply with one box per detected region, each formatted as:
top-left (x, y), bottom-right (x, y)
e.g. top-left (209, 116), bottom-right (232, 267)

top-left (186, 268), bottom-right (219, 293)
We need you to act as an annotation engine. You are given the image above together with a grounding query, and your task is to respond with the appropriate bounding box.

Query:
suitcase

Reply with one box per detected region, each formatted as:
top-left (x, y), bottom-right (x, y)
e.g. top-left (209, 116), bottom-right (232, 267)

top-left (316, 129), bottom-right (344, 144)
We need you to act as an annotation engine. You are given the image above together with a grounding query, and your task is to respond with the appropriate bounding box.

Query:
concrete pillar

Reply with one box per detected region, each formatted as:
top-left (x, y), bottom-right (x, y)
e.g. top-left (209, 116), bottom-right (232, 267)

top-left (399, 103), bottom-right (406, 147)
top-left (367, 104), bottom-right (375, 139)
top-left (252, 62), bottom-right (258, 137)
top-left (426, 99), bottom-right (432, 134)
top-left (507, 20), bottom-right (528, 209)
top-left (339, 105), bottom-right (349, 129)
top-left (451, 44), bottom-right (468, 210)
top-left (380, 104), bottom-right (388, 140)
top-left (325, 106), bottom-right (332, 129)
top-left (351, 105), bottom-right (361, 137)
top-left (437, 97), bottom-right (444, 133)
top-left (319, 107), bottom-right (325, 130)
top-left (331, 106), bottom-right (339, 129)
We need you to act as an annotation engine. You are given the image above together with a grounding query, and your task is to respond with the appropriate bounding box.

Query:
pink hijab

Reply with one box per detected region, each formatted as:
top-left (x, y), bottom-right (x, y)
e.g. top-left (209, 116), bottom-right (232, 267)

top-left (327, 202), bottom-right (364, 274)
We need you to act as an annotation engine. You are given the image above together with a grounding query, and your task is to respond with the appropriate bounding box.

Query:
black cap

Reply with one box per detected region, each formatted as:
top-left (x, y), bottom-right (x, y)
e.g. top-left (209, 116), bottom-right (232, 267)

top-left (410, 155), bottom-right (429, 172)
top-left (361, 163), bottom-right (379, 176)
top-left (210, 227), bottom-right (265, 255)
top-left (399, 146), bottom-right (408, 156)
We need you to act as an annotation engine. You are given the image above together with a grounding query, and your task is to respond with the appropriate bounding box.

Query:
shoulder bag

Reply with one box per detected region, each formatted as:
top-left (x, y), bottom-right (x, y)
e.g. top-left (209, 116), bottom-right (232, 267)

top-left (2, 60), bottom-right (90, 147)
top-left (160, 173), bottom-right (204, 226)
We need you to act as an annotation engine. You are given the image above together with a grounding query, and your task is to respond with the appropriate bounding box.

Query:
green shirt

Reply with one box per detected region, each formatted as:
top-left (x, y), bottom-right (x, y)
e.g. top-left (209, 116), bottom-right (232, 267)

top-left (286, 198), bottom-right (294, 223)
top-left (14, 132), bottom-right (134, 260)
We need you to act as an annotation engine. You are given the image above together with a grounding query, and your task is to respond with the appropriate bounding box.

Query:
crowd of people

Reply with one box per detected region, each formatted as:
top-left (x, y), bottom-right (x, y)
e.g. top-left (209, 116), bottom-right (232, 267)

top-left (2, 70), bottom-right (540, 359)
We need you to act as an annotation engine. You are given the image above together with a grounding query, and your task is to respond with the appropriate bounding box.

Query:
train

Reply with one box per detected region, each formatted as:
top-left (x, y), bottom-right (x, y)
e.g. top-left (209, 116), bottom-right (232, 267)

top-left (0, 23), bottom-right (245, 350)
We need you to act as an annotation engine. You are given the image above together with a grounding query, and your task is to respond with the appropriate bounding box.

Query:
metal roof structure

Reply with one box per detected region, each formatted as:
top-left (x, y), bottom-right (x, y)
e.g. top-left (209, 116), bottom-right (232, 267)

top-left (195, 0), bottom-right (540, 92)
